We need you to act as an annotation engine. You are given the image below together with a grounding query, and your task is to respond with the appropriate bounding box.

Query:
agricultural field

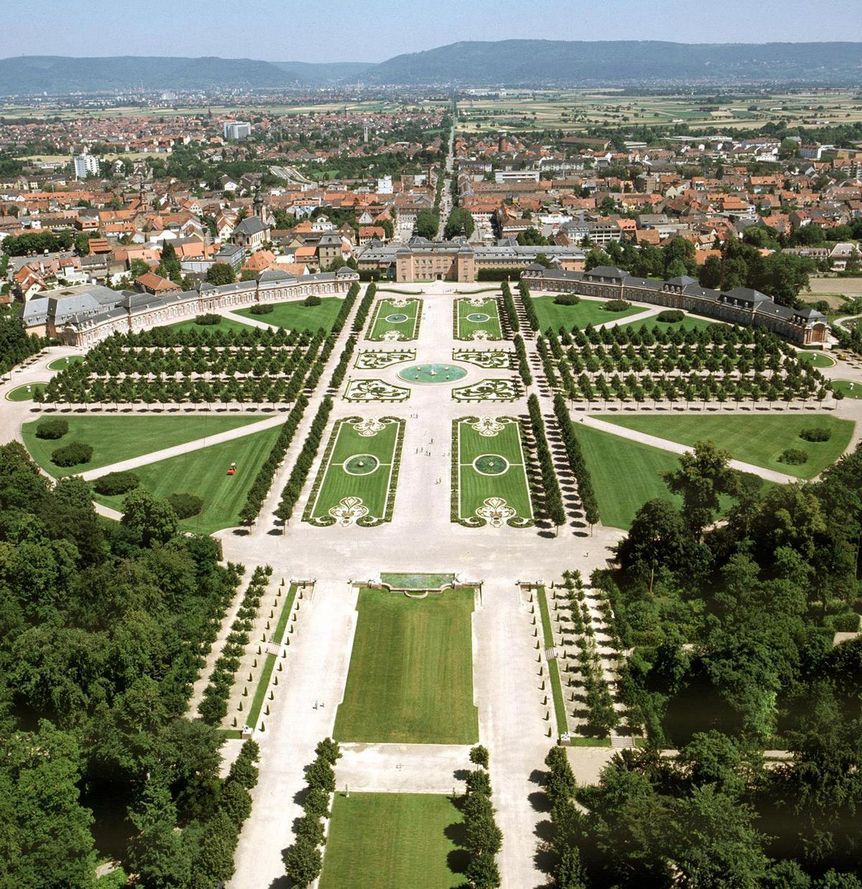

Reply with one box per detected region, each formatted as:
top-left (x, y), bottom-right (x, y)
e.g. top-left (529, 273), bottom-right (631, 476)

top-left (366, 297), bottom-right (422, 341)
top-left (333, 587), bottom-right (478, 744)
top-left (454, 296), bottom-right (503, 341)
top-left (93, 425), bottom-right (281, 533)
top-left (21, 414), bottom-right (261, 477)
top-left (598, 414), bottom-right (855, 479)
top-left (319, 793), bottom-right (465, 889)
top-left (303, 416), bottom-right (404, 526)
top-left (532, 295), bottom-right (644, 332)
top-left (452, 416), bottom-right (533, 527)
top-left (456, 89), bottom-right (862, 134)
top-left (234, 297), bottom-right (344, 332)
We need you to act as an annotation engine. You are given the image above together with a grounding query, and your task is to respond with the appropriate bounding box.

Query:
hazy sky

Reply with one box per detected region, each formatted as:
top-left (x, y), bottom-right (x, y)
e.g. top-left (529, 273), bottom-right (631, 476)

top-left (5, 0), bottom-right (862, 61)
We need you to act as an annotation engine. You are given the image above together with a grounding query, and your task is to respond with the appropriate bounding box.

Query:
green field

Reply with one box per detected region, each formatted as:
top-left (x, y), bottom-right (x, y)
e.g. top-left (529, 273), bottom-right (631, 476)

top-left (162, 316), bottom-right (253, 335)
top-left (320, 793), bottom-right (465, 889)
top-left (573, 424), bottom-right (684, 529)
top-left (798, 351), bottom-right (836, 369)
top-left (22, 414), bottom-right (262, 477)
top-left (235, 297), bottom-right (344, 332)
top-left (47, 356), bottom-right (84, 371)
top-left (616, 314), bottom-right (718, 334)
top-left (334, 587), bottom-right (478, 744)
top-left (304, 417), bottom-right (404, 526)
top-left (6, 382), bottom-right (47, 401)
top-left (94, 426), bottom-right (281, 533)
top-left (453, 417), bottom-right (533, 526)
top-left (455, 296), bottom-right (503, 340)
top-left (367, 298), bottom-right (422, 341)
top-left (832, 380), bottom-right (862, 399)
top-left (532, 296), bottom-right (643, 332)
top-left (598, 414), bottom-right (854, 479)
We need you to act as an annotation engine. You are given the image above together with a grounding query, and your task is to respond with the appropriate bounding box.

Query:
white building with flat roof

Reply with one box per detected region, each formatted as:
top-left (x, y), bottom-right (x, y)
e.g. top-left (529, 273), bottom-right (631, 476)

top-left (73, 154), bottom-right (100, 179)
top-left (223, 121), bottom-right (252, 141)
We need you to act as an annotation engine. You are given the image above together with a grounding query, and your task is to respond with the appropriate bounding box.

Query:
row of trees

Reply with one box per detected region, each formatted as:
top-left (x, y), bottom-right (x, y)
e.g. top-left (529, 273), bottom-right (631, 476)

top-left (527, 394), bottom-right (566, 530)
top-left (197, 566), bottom-right (271, 725)
top-left (462, 747), bottom-right (503, 888)
top-left (352, 281), bottom-right (378, 333)
top-left (0, 310), bottom-right (47, 375)
top-left (239, 396), bottom-right (309, 526)
top-left (500, 281), bottom-right (520, 333)
top-left (513, 334), bottom-right (533, 386)
top-left (274, 397), bottom-right (333, 525)
top-left (553, 394), bottom-right (600, 527)
top-left (282, 738), bottom-right (342, 887)
top-left (519, 279), bottom-right (541, 332)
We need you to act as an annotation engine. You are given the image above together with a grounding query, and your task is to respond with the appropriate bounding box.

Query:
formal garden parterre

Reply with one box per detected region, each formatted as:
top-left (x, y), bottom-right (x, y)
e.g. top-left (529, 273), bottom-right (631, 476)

top-left (303, 416), bottom-right (405, 527)
top-left (454, 295), bottom-right (504, 341)
top-left (366, 297), bottom-right (423, 342)
top-left (452, 416), bottom-right (534, 527)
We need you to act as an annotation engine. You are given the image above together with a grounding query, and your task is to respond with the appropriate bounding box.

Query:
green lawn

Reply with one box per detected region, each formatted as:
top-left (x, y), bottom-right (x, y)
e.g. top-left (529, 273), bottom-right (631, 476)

top-left (455, 296), bottom-right (503, 340)
top-left (380, 573), bottom-right (456, 590)
top-left (454, 418), bottom-right (533, 525)
top-left (304, 417), bottom-right (404, 525)
top-left (161, 316), bottom-right (252, 334)
top-left (616, 314), bottom-right (718, 334)
top-left (532, 296), bottom-right (643, 332)
top-left (234, 297), bottom-right (344, 332)
top-left (23, 415), bottom-right (263, 477)
top-left (597, 414), bottom-right (854, 479)
top-left (6, 382), bottom-right (47, 401)
top-left (573, 424), bottom-right (684, 529)
top-left (538, 587), bottom-right (568, 735)
top-left (798, 351), bottom-right (836, 369)
top-left (48, 356), bottom-right (84, 371)
top-left (333, 587), bottom-right (478, 744)
top-left (93, 425), bottom-right (281, 533)
top-left (832, 380), bottom-right (862, 400)
top-left (367, 298), bottom-right (422, 341)
top-left (320, 793), bottom-right (465, 889)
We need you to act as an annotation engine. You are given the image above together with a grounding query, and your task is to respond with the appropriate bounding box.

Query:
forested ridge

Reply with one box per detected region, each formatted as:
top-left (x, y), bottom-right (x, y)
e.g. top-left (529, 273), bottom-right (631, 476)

top-left (0, 442), bottom-right (257, 887)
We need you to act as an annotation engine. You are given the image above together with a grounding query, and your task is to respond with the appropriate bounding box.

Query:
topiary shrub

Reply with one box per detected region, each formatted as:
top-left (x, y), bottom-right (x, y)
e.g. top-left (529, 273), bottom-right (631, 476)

top-left (553, 293), bottom-right (580, 306)
top-left (778, 448), bottom-right (809, 465)
top-left (249, 303), bottom-right (274, 314)
top-left (829, 611), bottom-right (861, 633)
top-left (604, 299), bottom-right (631, 312)
top-left (304, 295), bottom-right (322, 307)
top-left (194, 314), bottom-right (221, 326)
top-left (93, 471), bottom-right (140, 496)
top-left (51, 441), bottom-right (94, 467)
top-left (35, 418), bottom-right (68, 439)
top-left (656, 309), bottom-right (684, 323)
top-left (167, 492), bottom-right (204, 518)
top-left (800, 426), bottom-right (831, 442)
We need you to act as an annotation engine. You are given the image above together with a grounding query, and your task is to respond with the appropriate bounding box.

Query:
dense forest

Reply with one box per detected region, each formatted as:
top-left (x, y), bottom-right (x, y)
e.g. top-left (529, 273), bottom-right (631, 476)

top-left (544, 441), bottom-right (862, 887)
top-left (0, 442), bottom-right (257, 887)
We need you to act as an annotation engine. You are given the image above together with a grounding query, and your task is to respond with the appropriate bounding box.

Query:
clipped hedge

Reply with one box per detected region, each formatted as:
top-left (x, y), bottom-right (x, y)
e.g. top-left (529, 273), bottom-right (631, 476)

top-left (194, 313), bottom-right (221, 326)
top-left (527, 394), bottom-right (566, 528)
top-left (656, 309), bottom-right (684, 323)
top-left (554, 293), bottom-right (581, 306)
top-left (604, 299), bottom-right (631, 312)
top-left (51, 441), bottom-right (93, 467)
top-left (800, 426), bottom-right (831, 442)
top-left (35, 418), bottom-right (68, 439)
top-left (500, 280), bottom-right (520, 333)
top-left (513, 334), bottom-right (533, 386)
top-left (249, 303), bottom-right (274, 315)
top-left (519, 279), bottom-right (540, 332)
top-left (93, 471), bottom-right (140, 496)
top-left (303, 294), bottom-right (322, 307)
top-left (167, 492), bottom-right (204, 518)
top-left (553, 393), bottom-right (600, 526)
top-left (778, 448), bottom-right (809, 465)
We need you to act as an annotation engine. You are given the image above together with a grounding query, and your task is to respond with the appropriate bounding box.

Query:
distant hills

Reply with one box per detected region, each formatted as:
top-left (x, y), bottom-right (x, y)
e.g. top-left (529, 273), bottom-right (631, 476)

top-left (0, 41), bottom-right (860, 96)
top-left (366, 40), bottom-right (862, 86)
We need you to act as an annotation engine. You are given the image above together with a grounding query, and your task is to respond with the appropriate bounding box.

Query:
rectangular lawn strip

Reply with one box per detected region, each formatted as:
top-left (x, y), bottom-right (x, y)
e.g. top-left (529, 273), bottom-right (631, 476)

top-left (319, 793), bottom-right (465, 889)
top-left (531, 295), bottom-right (643, 332)
top-left (455, 297), bottom-right (503, 340)
top-left (304, 418), bottom-right (404, 524)
top-left (271, 583), bottom-right (299, 645)
top-left (537, 587), bottom-right (568, 735)
top-left (234, 297), bottom-right (344, 332)
top-left (366, 298), bottom-right (421, 341)
top-left (615, 315), bottom-right (719, 334)
top-left (93, 426), bottom-right (282, 534)
top-left (245, 653), bottom-right (276, 730)
top-left (333, 587), bottom-right (478, 744)
top-left (454, 419), bottom-right (533, 523)
top-left (596, 413), bottom-right (854, 479)
top-left (22, 414), bottom-right (263, 478)
top-left (380, 573), bottom-right (457, 590)
top-left (161, 316), bottom-right (254, 334)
